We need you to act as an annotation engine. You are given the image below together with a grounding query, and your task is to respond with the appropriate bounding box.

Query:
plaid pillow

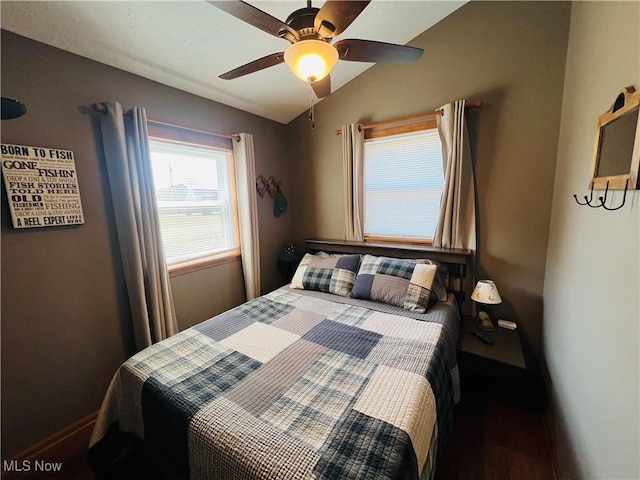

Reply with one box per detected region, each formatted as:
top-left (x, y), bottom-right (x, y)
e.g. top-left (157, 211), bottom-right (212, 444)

top-left (351, 255), bottom-right (437, 313)
top-left (290, 253), bottom-right (361, 297)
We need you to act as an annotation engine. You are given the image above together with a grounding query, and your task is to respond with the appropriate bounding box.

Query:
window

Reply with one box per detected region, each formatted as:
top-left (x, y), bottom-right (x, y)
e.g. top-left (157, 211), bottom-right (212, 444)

top-left (363, 128), bottom-right (444, 243)
top-left (148, 122), bottom-right (240, 274)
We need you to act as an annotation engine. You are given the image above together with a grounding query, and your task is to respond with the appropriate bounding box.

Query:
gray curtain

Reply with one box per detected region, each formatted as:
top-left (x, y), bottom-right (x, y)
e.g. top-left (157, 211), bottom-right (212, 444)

top-left (342, 124), bottom-right (364, 241)
top-left (97, 101), bottom-right (178, 351)
top-left (434, 100), bottom-right (477, 251)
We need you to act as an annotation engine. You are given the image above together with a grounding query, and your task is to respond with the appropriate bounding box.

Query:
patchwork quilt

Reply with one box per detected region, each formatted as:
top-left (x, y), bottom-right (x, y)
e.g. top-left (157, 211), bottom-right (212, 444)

top-left (91, 288), bottom-right (460, 480)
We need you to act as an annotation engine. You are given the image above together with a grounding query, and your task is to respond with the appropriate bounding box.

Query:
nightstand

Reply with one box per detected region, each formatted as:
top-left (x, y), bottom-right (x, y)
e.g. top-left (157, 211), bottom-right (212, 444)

top-left (277, 243), bottom-right (302, 284)
top-left (457, 316), bottom-right (545, 410)
top-left (457, 316), bottom-right (526, 378)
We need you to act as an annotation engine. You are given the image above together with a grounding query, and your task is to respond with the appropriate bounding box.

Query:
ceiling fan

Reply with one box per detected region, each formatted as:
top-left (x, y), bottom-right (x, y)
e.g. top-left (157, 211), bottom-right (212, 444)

top-left (208, 0), bottom-right (424, 98)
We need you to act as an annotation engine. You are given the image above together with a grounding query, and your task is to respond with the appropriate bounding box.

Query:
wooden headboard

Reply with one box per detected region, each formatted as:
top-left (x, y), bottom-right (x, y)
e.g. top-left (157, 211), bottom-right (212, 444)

top-left (305, 238), bottom-right (471, 307)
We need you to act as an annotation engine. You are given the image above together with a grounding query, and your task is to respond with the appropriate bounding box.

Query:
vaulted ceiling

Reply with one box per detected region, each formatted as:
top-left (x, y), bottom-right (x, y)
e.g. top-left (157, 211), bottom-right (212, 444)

top-left (1, 1), bottom-right (466, 124)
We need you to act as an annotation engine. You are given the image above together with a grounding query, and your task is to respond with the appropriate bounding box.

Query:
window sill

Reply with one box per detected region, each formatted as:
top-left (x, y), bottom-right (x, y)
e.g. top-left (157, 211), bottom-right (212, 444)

top-left (168, 249), bottom-right (241, 277)
top-left (364, 235), bottom-right (434, 246)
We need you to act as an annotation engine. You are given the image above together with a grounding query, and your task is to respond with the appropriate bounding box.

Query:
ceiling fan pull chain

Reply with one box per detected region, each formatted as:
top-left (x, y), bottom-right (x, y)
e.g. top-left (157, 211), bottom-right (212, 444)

top-left (309, 87), bottom-right (316, 130)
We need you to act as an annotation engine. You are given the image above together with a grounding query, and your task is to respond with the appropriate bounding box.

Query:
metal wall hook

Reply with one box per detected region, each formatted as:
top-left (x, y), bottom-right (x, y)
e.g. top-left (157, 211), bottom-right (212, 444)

top-left (573, 182), bottom-right (597, 206)
top-left (600, 179), bottom-right (628, 211)
top-left (573, 180), bottom-right (629, 210)
top-left (595, 181), bottom-right (611, 208)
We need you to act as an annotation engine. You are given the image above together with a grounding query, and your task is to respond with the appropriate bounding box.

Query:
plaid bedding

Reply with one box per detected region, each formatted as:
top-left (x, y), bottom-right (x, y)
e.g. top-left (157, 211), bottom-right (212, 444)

top-left (91, 288), bottom-right (460, 480)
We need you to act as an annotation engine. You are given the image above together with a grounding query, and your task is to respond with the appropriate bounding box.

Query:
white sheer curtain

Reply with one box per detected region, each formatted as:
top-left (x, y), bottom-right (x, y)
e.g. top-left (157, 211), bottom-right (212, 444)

top-left (434, 100), bottom-right (477, 251)
top-left (342, 124), bottom-right (364, 241)
top-left (96, 101), bottom-right (178, 351)
top-left (233, 133), bottom-right (261, 300)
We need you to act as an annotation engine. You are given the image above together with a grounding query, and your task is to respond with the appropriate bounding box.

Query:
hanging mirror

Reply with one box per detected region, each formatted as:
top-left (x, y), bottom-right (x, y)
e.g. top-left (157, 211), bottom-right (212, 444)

top-left (589, 86), bottom-right (640, 190)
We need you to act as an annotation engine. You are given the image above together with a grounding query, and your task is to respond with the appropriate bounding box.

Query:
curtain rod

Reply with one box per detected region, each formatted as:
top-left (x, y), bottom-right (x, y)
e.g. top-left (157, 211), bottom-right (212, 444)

top-left (334, 101), bottom-right (483, 136)
top-left (92, 103), bottom-right (241, 142)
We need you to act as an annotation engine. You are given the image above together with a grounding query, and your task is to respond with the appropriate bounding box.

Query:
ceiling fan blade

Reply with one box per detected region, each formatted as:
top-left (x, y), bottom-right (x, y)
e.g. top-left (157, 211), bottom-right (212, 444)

top-left (207, 1), bottom-right (298, 41)
top-left (219, 52), bottom-right (285, 80)
top-left (334, 39), bottom-right (423, 63)
top-left (314, 1), bottom-right (370, 39)
top-left (312, 75), bottom-right (331, 98)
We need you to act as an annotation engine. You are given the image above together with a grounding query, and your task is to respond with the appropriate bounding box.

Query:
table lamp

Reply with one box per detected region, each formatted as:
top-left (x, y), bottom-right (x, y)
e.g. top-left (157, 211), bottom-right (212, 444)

top-left (471, 280), bottom-right (502, 331)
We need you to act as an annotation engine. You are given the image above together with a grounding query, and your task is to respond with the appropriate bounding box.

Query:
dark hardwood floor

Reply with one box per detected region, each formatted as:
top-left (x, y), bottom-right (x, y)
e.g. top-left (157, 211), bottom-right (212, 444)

top-left (435, 374), bottom-right (558, 480)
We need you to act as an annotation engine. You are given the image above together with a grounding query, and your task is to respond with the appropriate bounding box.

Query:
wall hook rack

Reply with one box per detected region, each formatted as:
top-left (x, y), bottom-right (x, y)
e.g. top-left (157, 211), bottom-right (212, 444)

top-left (256, 174), bottom-right (281, 198)
top-left (573, 179), bottom-right (628, 210)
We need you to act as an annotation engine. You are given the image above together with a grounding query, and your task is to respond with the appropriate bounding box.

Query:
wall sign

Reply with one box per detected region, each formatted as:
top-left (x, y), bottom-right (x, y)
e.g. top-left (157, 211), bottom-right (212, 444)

top-left (1, 143), bottom-right (85, 228)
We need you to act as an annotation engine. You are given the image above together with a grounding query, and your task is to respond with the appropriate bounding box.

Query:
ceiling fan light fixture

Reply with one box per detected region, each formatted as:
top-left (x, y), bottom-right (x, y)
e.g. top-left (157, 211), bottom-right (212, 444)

top-left (284, 40), bottom-right (338, 83)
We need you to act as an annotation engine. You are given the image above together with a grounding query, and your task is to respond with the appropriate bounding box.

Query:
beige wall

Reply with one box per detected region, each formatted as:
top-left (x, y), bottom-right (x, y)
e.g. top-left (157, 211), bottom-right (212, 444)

top-left (544, 2), bottom-right (640, 478)
top-left (0, 30), bottom-right (290, 456)
top-left (288, 1), bottom-right (571, 357)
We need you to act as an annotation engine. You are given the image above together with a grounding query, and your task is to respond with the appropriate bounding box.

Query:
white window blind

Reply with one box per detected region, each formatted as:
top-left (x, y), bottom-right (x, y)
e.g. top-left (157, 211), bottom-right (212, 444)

top-left (148, 138), bottom-right (239, 266)
top-left (363, 129), bottom-right (444, 241)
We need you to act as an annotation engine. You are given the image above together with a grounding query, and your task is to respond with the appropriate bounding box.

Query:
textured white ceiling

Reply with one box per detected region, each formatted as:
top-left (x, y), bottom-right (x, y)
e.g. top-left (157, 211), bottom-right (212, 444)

top-left (1, 1), bottom-right (466, 124)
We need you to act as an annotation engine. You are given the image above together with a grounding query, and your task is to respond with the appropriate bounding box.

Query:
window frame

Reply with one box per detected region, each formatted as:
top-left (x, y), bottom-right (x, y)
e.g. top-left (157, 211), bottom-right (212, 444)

top-left (362, 119), bottom-right (442, 246)
top-left (148, 120), bottom-right (241, 277)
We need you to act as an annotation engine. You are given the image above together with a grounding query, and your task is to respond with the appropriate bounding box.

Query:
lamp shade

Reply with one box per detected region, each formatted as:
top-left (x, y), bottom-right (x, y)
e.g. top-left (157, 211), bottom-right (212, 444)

top-left (471, 280), bottom-right (502, 305)
top-left (284, 40), bottom-right (338, 83)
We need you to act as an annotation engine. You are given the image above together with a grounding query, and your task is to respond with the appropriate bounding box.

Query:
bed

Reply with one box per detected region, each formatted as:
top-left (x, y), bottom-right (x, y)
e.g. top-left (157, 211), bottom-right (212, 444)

top-left (89, 241), bottom-right (470, 480)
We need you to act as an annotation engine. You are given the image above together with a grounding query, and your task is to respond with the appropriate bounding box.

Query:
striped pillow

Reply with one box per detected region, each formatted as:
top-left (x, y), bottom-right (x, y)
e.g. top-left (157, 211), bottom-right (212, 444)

top-left (351, 255), bottom-right (437, 313)
top-left (290, 253), bottom-right (361, 296)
